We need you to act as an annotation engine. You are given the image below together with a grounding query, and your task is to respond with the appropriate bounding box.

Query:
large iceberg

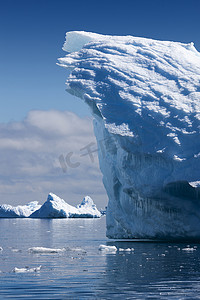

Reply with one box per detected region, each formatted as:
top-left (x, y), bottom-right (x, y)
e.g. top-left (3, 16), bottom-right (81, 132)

top-left (58, 31), bottom-right (200, 240)
top-left (31, 193), bottom-right (101, 218)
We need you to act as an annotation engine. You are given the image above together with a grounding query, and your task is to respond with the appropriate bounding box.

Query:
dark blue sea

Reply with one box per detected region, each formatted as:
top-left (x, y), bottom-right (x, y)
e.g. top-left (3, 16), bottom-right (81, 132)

top-left (1, 217), bottom-right (200, 299)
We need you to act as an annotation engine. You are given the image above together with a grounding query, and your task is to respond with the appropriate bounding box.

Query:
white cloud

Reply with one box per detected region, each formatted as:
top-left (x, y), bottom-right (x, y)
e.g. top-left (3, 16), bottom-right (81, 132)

top-left (0, 110), bottom-right (108, 209)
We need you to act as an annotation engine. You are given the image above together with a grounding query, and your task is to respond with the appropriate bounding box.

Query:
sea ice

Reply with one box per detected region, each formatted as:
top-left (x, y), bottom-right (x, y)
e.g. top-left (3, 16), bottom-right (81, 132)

top-left (59, 31), bottom-right (200, 240)
top-left (0, 247), bottom-right (3, 251)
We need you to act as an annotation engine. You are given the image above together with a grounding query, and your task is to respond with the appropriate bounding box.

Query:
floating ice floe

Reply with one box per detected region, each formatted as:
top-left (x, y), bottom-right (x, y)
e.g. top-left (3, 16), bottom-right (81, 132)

top-left (0, 247), bottom-right (3, 251)
top-left (28, 247), bottom-right (66, 254)
top-left (98, 244), bottom-right (117, 252)
top-left (59, 31), bottom-right (200, 240)
top-left (13, 266), bottom-right (42, 273)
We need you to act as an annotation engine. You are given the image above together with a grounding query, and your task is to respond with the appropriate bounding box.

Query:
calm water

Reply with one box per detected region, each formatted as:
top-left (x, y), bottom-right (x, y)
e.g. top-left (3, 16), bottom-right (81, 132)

top-left (1, 217), bottom-right (200, 299)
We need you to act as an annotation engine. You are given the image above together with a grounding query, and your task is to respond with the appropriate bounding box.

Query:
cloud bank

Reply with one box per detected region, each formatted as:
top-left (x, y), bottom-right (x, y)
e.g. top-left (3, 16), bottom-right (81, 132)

top-left (0, 110), bottom-right (108, 208)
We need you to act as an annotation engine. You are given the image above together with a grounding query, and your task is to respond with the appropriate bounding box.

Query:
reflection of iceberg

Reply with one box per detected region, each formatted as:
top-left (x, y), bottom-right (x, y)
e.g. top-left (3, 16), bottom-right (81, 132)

top-left (58, 31), bottom-right (200, 239)
top-left (0, 193), bottom-right (101, 219)
top-left (0, 201), bottom-right (40, 218)
top-left (31, 193), bottom-right (101, 218)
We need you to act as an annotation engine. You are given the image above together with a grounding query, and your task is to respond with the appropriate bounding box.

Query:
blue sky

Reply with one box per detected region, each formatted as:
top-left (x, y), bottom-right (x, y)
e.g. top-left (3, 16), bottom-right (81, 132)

top-left (0, 0), bottom-right (200, 207)
top-left (1, 0), bottom-right (200, 122)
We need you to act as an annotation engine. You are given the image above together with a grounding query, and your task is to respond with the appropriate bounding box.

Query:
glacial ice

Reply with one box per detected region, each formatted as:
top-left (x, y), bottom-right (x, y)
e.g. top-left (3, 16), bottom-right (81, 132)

top-left (0, 193), bottom-right (101, 218)
top-left (58, 31), bottom-right (200, 240)
top-left (30, 193), bottom-right (101, 218)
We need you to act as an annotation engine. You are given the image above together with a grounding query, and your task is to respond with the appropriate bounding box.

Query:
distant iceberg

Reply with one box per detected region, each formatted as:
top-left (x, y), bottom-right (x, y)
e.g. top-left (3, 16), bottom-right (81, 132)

top-left (58, 31), bottom-right (200, 240)
top-left (0, 193), bottom-right (101, 218)
top-left (31, 193), bottom-right (101, 218)
top-left (0, 201), bottom-right (41, 218)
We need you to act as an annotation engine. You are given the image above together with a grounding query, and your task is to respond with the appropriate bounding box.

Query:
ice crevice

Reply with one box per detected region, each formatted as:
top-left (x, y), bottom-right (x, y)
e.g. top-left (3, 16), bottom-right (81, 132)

top-left (58, 31), bottom-right (200, 239)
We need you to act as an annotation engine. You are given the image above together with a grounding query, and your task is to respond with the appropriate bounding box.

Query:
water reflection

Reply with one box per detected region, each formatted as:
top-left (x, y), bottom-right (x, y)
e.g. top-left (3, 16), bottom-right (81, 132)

top-left (98, 241), bottom-right (200, 298)
top-left (1, 218), bottom-right (200, 299)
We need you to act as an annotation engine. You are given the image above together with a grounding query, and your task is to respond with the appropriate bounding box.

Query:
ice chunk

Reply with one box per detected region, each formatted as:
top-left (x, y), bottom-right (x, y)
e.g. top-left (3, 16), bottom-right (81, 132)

top-left (28, 247), bottom-right (66, 254)
top-left (13, 266), bottom-right (42, 273)
top-left (30, 193), bottom-right (101, 218)
top-left (182, 247), bottom-right (196, 251)
top-left (118, 248), bottom-right (134, 252)
top-left (59, 31), bottom-right (200, 240)
top-left (0, 201), bottom-right (41, 218)
top-left (98, 244), bottom-right (117, 252)
top-left (0, 247), bottom-right (3, 251)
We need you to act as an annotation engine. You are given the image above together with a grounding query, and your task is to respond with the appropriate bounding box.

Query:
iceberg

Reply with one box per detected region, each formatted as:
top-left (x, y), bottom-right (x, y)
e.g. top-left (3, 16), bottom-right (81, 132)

top-left (0, 193), bottom-right (101, 218)
top-left (30, 193), bottom-right (101, 218)
top-left (58, 31), bottom-right (200, 240)
top-left (0, 201), bottom-right (41, 218)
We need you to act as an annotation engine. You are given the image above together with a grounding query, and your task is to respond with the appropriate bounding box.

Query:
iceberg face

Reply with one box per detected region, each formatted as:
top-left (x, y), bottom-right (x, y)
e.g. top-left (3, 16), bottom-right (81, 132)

top-left (58, 31), bottom-right (200, 239)
top-left (30, 193), bottom-right (101, 218)
top-left (0, 201), bottom-right (41, 218)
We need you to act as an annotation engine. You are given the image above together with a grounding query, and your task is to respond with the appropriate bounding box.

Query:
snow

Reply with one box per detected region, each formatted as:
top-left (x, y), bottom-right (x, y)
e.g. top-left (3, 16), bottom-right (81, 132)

top-left (28, 247), bottom-right (66, 254)
top-left (0, 201), bottom-right (41, 218)
top-left (13, 266), bottom-right (42, 273)
top-left (30, 193), bottom-right (101, 218)
top-left (0, 193), bottom-right (101, 219)
top-left (59, 31), bottom-right (200, 239)
top-left (98, 244), bottom-right (117, 252)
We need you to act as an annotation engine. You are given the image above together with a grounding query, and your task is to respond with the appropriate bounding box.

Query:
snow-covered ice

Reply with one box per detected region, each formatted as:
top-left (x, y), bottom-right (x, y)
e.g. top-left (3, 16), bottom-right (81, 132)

top-left (13, 266), bottom-right (42, 273)
top-left (0, 201), bottom-right (41, 218)
top-left (30, 193), bottom-right (101, 218)
top-left (59, 31), bottom-right (200, 240)
top-left (28, 247), bottom-right (66, 254)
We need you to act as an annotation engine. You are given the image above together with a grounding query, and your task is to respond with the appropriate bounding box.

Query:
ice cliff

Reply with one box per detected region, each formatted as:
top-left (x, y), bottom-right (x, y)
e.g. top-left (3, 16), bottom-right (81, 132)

top-left (58, 31), bottom-right (200, 240)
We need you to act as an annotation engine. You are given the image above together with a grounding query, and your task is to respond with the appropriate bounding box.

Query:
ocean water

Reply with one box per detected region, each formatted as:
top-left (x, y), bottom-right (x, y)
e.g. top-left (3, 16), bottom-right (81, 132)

top-left (0, 218), bottom-right (200, 299)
